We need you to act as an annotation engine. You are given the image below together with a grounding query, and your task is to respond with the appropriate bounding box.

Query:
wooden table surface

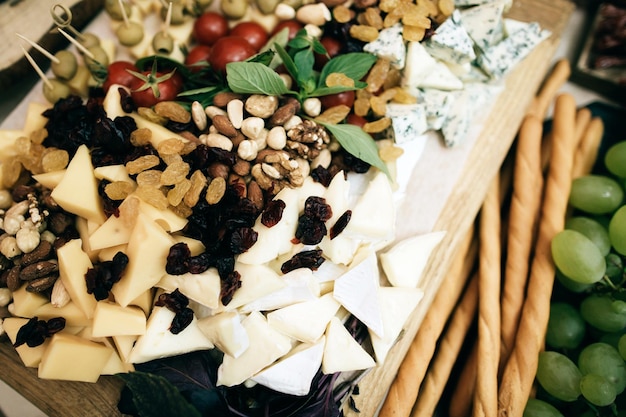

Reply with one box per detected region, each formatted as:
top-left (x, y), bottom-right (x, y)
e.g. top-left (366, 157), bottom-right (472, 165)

top-left (0, 0), bottom-right (575, 415)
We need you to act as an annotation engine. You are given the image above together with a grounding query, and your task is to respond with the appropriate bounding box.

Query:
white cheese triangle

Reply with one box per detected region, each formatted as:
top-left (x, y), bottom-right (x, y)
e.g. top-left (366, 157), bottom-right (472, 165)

top-left (380, 231), bottom-right (446, 288)
top-left (370, 287), bottom-right (424, 364)
top-left (418, 61), bottom-right (464, 91)
top-left (322, 317), bottom-right (375, 374)
top-left (216, 262), bottom-right (286, 311)
top-left (240, 268), bottom-right (320, 313)
top-left (197, 311), bottom-right (249, 358)
top-left (250, 338), bottom-right (325, 396)
top-left (333, 250), bottom-right (384, 338)
top-left (266, 293), bottom-right (341, 343)
top-left (217, 311), bottom-right (292, 387)
top-left (401, 41), bottom-right (439, 92)
top-left (157, 267), bottom-right (221, 309)
top-left (128, 306), bottom-right (214, 364)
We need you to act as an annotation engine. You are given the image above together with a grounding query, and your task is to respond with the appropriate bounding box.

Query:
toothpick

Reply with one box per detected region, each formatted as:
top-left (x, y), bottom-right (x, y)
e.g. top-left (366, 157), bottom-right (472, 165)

top-left (50, 3), bottom-right (84, 41)
top-left (57, 27), bottom-right (95, 59)
top-left (164, 2), bottom-right (172, 34)
top-left (118, 0), bottom-right (130, 27)
top-left (21, 46), bottom-right (53, 89)
top-left (16, 33), bottom-right (61, 64)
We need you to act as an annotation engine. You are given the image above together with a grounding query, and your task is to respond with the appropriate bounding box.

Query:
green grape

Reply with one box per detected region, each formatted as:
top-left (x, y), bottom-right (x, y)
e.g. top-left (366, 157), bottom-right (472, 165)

top-left (578, 342), bottom-right (626, 394)
top-left (569, 175), bottom-right (624, 215)
top-left (618, 334), bottom-right (626, 360)
top-left (605, 141), bottom-right (626, 178)
top-left (536, 351), bottom-right (582, 402)
top-left (546, 302), bottom-right (586, 350)
top-left (609, 206), bottom-right (626, 255)
top-left (523, 398), bottom-right (564, 417)
top-left (551, 230), bottom-right (606, 284)
top-left (580, 374), bottom-right (617, 406)
top-left (565, 216), bottom-right (612, 256)
top-left (555, 269), bottom-right (593, 293)
top-left (606, 253), bottom-right (624, 284)
top-left (580, 294), bottom-right (626, 333)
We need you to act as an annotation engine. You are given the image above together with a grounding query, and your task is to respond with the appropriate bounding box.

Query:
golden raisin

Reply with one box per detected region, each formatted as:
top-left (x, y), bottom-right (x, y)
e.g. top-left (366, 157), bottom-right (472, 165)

top-left (160, 161), bottom-right (190, 186)
top-left (363, 117), bottom-right (392, 133)
top-left (135, 185), bottom-right (169, 210)
top-left (205, 177), bottom-right (226, 205)
top-left (349, 25), bottom-right (379, 42)
top-left (184, 170), bottom-right (207, 207)
top-left (130, 128), bottom-right (152, 147)
top-left (333, 5), bottom-right (352, 23)
top-left (157, 138), bottom-right (186, 156)
top-left (354, 97), bottom-right (371, 117)
top-left (105, 181), bottom-right (136, 200)
top-left (402, 25), bottom-right (427, 42)
top-left (126, 155), bottom-right (160, 174)
top-left (363, 8), bottom-right (384, 30)
top-left (136, 169), bottom-right (162, 187)
top-left (366, 58), bottom-right (391, 93)
top-left (315, 105), bottom-right (351, 124)
top-left (438, 0), bottom-right (455, 16)
top-left (41, 149), bottom-right (69, 172)
top-left (325, 72), bottom-right (355, 88)
top-left (167, 179), bottom-right (192, 206)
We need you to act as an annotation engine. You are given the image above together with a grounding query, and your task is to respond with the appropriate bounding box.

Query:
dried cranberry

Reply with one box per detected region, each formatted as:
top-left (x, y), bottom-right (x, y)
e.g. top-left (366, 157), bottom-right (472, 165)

top-left (310, 165), bottom-right (333, 187)
top-left (295, 214), bottom-right (327, 245)
top-left (14, 316), bottom-right (66, 348)
top-left (281, 249), bottom-right (325, 273)
top-left (330, 210), bottom-right (352, 239)
top-left (220, 270), bottom-right (242, 306)
top-left (229, 227), bottom-right (258, 254)
top-left (166, 242), bottom-right (192, 275)
top-left (304, 196), bottom-right (332, 221)
top-left (261, 199), bottom-right (286, 228)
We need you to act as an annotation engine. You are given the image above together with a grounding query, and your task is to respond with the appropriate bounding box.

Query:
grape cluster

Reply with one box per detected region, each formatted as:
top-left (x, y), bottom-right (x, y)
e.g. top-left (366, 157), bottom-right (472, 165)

top-left (527, 140), bottom-right (626, 416)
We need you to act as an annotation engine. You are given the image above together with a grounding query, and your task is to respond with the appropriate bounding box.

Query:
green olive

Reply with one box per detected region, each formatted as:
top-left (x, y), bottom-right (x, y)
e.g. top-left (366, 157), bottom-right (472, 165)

top-left (195, 0), bottom-right (214, 10)
top-left (50, 50), bottom-right (78, 81)
top-left (281, 0), bottom-right (302, 9)
top-left (43, 78), bottom-right (71, 104)
top-left (256, 0), bottom-right (280, 14)
top-left (85, 45), bottom-right (110, 73)
top-left (220, 0), bottom-right (248, 19)
top-left (115, 21), bottom-right (144, 47)
top-left (152, 32), bottom-right (174, 55)
top-left (160, 2), bottom-right (187, 25)
top-left (78, 32), bottom-right (101, 49)
top-left (104, 0), bottom-right (132, 21)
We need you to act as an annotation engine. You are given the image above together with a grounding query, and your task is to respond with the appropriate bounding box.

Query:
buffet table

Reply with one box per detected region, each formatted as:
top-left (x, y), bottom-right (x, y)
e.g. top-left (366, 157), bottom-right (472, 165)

top-left (0, 0), bottom-right (578, 415)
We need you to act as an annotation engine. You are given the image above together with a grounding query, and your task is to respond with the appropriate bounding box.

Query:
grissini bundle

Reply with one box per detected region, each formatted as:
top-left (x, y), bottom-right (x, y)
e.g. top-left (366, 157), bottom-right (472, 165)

top-left (572, 116), bottom-right (604, 179)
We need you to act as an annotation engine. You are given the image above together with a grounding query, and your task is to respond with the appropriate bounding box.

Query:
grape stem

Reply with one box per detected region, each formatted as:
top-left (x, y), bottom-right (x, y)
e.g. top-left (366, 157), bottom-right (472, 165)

top-left (601, 275), bottom-right (618, 291)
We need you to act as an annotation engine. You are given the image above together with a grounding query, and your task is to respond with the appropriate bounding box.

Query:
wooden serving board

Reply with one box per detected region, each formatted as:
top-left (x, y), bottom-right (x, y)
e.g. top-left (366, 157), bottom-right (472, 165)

top-left (0, 0), bottom-right (574, 415)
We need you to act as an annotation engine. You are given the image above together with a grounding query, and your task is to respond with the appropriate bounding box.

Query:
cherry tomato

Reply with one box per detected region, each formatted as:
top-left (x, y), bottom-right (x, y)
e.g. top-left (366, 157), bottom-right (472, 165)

top-left (270, 20), bottom-right (303, 40)
top-left (319, 90), bottom-right (355, 110)
top-left (193, 12), bottom-right (229, 46)
top-left (185, 44), bottom-right (212, 72)
top-left (315, 36), bottom-right (342, 69)
top-left (129, 70), bottom-right (183, 108)
top-left (209, 36), bottom-right (257, 74)
top-left (346, 113), bottom-right (367, 128)
top-left (102, 61), bottom-right (139, 93)
top-left (229, 21), bottom-right (268, 51)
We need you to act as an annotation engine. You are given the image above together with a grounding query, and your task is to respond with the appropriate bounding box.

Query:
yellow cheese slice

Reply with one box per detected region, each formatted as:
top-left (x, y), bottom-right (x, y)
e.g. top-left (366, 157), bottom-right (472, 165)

top-left (92, 301), bottom-right (147, 337)
top-left (57, 238), bottom-right (97, 319)
top-left (3, 317), bottom-right (50, 368)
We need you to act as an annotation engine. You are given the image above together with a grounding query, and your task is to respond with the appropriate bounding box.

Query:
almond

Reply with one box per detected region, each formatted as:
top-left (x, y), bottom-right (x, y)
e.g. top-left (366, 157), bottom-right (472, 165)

top-left (212, 114), bottom-right (238, 137)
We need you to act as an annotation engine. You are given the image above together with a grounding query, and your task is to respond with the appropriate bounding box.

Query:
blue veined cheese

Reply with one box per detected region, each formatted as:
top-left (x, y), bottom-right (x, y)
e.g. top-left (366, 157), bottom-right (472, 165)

top-left (457, 63), bottom-right (491, 83)
top-left (363, 23), bottom-right (406, 69)
top-left (419, 61), bottom-right (464, 91)
top-left (424, 10), bottom-right (476, 65)
top-left (418, 88), bottom-right (456, 131)
top-left (460, 1), bottom-right (505, 52)
top-left (401, 41), bottom-right (438, 94)
top-left (477, 21), bottom-right (551, 78)
top-left (386, 102), bottom-right (429, 144)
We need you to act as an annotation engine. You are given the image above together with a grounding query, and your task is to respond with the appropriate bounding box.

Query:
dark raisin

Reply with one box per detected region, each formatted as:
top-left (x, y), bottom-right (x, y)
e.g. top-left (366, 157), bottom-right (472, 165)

top-left (188, 253), bottom-right (211, 274)
top-left (98, 179), bottom-right (121, 218)
top-left (330, 210), bottom-right (352, 239)
top-left (220, 270), bottom-right (242, 306)
top-left (303, 196), bottom-right (332, 221)
top-left (165, 242), bottom-right (192, 275)
top-left (295, 214), bottom-right (327, 246)
top-left (14, 316), bottom-right (66, 348)
top-left (155, 288), bottom-right (189, 313)
top-left (281, 249), bottom-right (325, 274)
top-left (310, 165), bottom-right (333, 187)
top-left (229, 227), bottom-right (258, 254)
top-left (170, 307), bottom-right (194, 334)
top-left (261, 199), bottom-right (286, 227)
top-left (46, 317), bottom-right (67, 335)
top-left (85, 251), bottom-right (129, 300)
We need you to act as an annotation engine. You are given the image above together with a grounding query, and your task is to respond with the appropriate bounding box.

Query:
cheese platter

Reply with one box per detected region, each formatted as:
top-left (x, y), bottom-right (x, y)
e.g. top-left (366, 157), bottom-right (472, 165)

top-left (0, 0), bottom-right (574, 415)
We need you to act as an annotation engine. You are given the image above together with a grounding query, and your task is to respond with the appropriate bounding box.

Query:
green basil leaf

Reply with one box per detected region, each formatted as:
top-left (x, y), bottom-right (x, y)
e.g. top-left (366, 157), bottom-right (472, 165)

top-left (294, 48), bottom-right (314, 87)
top-left (288, 36), bottom-right (311, 50)
top-left (274, 42), bottom-right (300, 83)
top-left (317, 121), bottom-right (389, 176)
top-left (312, 38), bottom-right (327, 55)
top-left (247, 50), bottom-right (275, 66)
top-left (318, 53), bottom-right (377, 87)
top-left (226, 62), bottom-right (290, 96)
top-left (118, 372), bottom-right (202, 417)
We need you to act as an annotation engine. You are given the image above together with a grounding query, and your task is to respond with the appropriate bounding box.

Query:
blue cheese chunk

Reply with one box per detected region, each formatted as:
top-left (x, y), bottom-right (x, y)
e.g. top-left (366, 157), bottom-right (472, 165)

top-left (419, 61), bottom-right (464, 91)
top-left (364, 23), bottom-right (406, 69)
top-left (386, 103), bottom-right (429, 144)
top-left (419, 88), bottom-right (456, 131)
top-left (424, 10), bottom-right (476, 65)
top-left (477, 21), bottom-right (551, 78)
top-left (460, 1), bottom-right (505, 52)
top-left (401, 41), bottom-right (438, 94)
top-left (440, 90), bottom-right (472, 147)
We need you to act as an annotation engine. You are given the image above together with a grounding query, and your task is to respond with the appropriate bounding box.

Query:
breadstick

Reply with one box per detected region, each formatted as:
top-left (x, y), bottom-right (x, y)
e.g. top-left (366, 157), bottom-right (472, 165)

top-left (450, 342), bottom-right (478, 417)
top-left (498, 94), bottom-right (577, 417)
top-left (528, 59), bottom-right (571, 120)
top-left (574, 107), bottom-right (592, 149)
top-left (474, 176), bottom-right (501, 417)
top-left (499, 115), bottom-right (544, 370)
top-left (572, 116), bottom-right (604, 178)
top-left (379, 225), bottom-right (477, 417)
top-left (411, 274), bottom-right (479, 417)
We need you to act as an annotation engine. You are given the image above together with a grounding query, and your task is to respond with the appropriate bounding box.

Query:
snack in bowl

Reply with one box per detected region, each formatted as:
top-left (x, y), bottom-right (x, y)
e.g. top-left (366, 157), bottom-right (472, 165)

top-left (0, 0), bottom-right (556, 415)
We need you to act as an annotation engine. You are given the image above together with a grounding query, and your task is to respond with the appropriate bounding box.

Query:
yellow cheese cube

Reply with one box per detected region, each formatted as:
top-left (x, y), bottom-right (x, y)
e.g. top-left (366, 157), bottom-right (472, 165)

top-left (0, 130), bottom-right (23, 161)
top-left (33, 301), bottom-right (91, 327)
top-left (11, 285), bottom-right (48, 318)
top-left (112, 334), bottom-right (137, 362)
top-left (97, 244), bottom-right (128, 262)
top-left (75, 217), bottom-right (101, 262)
top-left (92, 301), bottom-right (146, 337)
top-left (50, 145), bottom-right (106, 224)
top-left (66, 65), bottom-right (91, 97)
top-left (130, 288), bottom-right (154, 316)
top-left (93, 164), bottom-right (133, 183)
top-left (3, 317), bottom-right (50, 367)
top-left (32, 170), bottom-right (66, 190)
top-left (38, 333), bottom-right (113, 382)
top-left (57, 238), bottom-right (97, 319)
top-left (102, 348), bottom-right (134, 374)
top-left (22, 101), bottom-right (50, 135)
top-left (89, 213), bottom-right (133, 251)
top-left (138, 199), bottom-right (188, 233)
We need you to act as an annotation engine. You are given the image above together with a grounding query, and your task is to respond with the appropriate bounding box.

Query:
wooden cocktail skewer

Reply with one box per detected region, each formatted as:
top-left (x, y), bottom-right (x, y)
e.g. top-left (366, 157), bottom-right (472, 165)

top-left (57, 27), bottom-right (95, 59)
top-left (21, 46), bottom-right (70, 104)
top-left (16, 32), bottom-right (78, 81)
top-left (115, 0), bottom-right (144, 47)
top-left (16, 33), bottom-right (60, 64)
